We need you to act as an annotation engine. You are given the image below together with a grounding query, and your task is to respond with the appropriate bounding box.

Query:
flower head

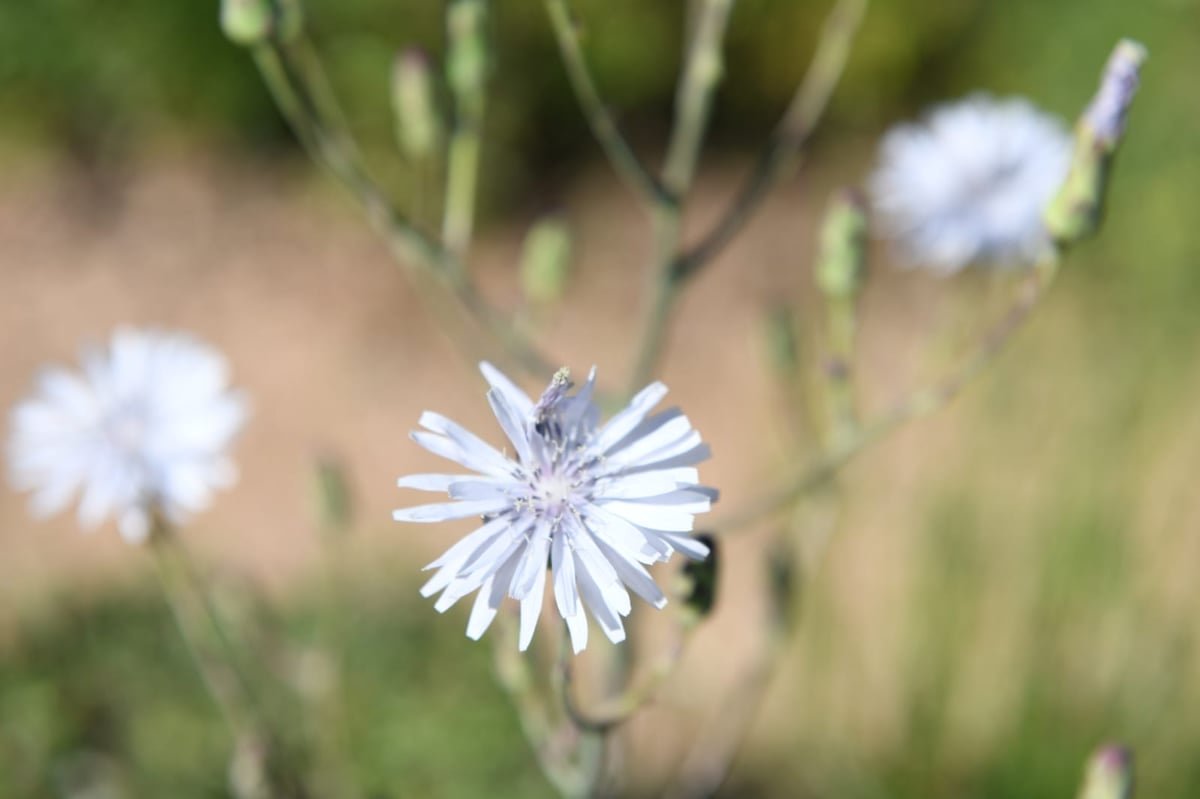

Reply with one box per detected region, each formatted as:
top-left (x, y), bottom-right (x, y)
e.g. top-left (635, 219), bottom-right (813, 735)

top-left (8, 328), bottom-right (248, 543)
top-left (394, 363), bottom-right (715, 653)
top-left (870, 94), bottom-right (1072, 274)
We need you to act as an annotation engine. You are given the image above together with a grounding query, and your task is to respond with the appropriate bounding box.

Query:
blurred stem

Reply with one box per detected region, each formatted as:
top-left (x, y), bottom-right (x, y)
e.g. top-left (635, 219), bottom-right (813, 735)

top-left (627, 0), bottom-right (733, 394)
top-left (544, 0), bottom-right (665, 204)
top-left (674, 0), bottom-right (867, 283)
top-left (560, 618), bottom-right (688, 733)
top-left (443, 132), bottom-right (481, 259)
top-left (492, 612), bottom-right (605, 798)
top-left (716, 249), bottom-right (1062, 533)
top-left (442, 0), bottom-right (488, 261)
top-left (310, 459), bottom-right (356, 796)
top-left (822, 294), bottom-right (859, 449)
top-left (149, 522), bottom-right (309, 798)
top-left (627, 0), bottom-right (863, 391)
top-left (246, 33), bottom-right (556, 378)
top-left (664, 531), bottom-right (809, 799)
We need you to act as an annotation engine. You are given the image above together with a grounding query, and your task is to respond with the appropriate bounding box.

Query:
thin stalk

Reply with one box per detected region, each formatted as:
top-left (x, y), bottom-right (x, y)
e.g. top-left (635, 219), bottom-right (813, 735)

top-left (150, 524), bottom-right (309, 798)
top-left (664, 532), bottom-right (806, 799)
top-left (560, 622), bottom-right (687, 733)
top-left (248, 35), bottom-right (558, 378)
top-left (544, 0), bottom-right (666, 204)
top-left (442, 0), bottom-right (489, 260)
top-left (443, 131), bottom-right (481, 259)
top-left (716, 250), bottom-right (1061, 533)
top-left (492, 612), bottom-right (604, 798)
top-left (627, 0), bottom-right (734, 394)
top-left (673, 0), bottom-right (867, 283)
top-left (822, 293), bottom-right (859, 449)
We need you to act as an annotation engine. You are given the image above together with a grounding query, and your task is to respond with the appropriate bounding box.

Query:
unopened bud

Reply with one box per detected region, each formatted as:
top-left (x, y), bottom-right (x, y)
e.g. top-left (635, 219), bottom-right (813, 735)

top-left (228, 733), bottom-right (271, 799)
top-left (1077, 745), bottom-right (1134, 799)
top-left (519, 216), bottom-right (573, 306)
top-left (220, 0), bottom-right (302, 47)
top-left (815, 189), bottom-right (868, 299)
top-left (679, 534), bottom-right (718, 624)
top-left (1044, 40), bottom-right (1146, 244)
top-left (763, 306), bottom-right (801, 377)
top-left (392, 50), bottom-right (443, 160)
top-left (1084, 40), bottom-right (1147, 149)
top-left (446, 0), bottom-right (488, 100)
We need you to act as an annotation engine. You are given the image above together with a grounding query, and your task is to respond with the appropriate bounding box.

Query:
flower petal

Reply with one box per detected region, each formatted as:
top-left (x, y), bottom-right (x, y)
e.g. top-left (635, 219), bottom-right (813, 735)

top-left (479, 361), bottom-right (535, 418)
top-left (392, 497), bottom-right (511, 523)
top-left (591, 381), bottom-right (668, 454)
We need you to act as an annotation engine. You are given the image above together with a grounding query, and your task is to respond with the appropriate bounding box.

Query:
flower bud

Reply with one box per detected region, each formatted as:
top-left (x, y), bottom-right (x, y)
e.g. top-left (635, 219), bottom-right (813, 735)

top-left (446, 0), bottom-right (488, 101)
top-left (220, 0), bottom-right (302, 47)
top-left (392, 50), bottom-right (443, 160)
top-left (815, 189), bottom-right (868, 299)
top-left (1077, 745), bottom-right (1134, 799)
top-left (679, 534), bottom-right (718, 624)
top-left (1044, 40), bottom-right (1147, 244)
top-left (764, 306), bottom-right (801, 378)
top-left (519, 216), bottom-right (573, 306)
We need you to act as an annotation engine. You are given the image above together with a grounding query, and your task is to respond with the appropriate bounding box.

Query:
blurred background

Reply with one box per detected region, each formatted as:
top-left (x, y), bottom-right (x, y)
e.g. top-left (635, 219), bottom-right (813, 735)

top-left (2, 0), bottom-right (1200, 796)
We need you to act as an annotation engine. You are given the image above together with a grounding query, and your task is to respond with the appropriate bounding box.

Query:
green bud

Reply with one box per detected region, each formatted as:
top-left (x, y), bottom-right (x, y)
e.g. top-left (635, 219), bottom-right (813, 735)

top-left (220, 0), bottom-right (302, 47)
top-left (763, 305), bottom-right (801, 377)
top-left (446, 0), bottom-right (488, 100)
top-left (392, 50), bottom-right (443, 160)
top-left (221, 0), bottom-right (272, 45)
top-left (815, 189), bottom-right (868, 299)
top-left (1077, 745), bottom-right (1134, 799)
top-left (679, 534), bottom-right (718, 624)
top-left (313, 455), bottom-right (354, 534)
top-left (519, 216), bottom-right (573, 306)
top-left (1044, 39), bottom-right (1147, 244)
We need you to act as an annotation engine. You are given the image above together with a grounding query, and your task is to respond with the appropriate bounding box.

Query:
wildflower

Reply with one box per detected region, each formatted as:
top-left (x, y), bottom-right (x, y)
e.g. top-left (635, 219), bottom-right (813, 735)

top-left (1045, 40), bottom-right (1147, 244)
top-left (870, 94), bottom-right (1072, 274)
top-left (8, 328), bottom-right (248, 543)
top-left (395, 363), bottom-right (714, 653)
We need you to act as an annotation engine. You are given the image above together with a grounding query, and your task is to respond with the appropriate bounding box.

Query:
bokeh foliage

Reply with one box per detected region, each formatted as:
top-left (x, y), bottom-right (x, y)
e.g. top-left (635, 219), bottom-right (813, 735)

top-left (0, 586), bottom-right (555, 798)
top-left (2, 0), bottom-right (1200, 797)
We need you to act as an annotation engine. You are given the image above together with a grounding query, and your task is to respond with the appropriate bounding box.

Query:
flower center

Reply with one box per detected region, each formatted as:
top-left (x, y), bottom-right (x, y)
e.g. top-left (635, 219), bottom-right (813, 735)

top-left (106, 404), bottom-right (149, 453)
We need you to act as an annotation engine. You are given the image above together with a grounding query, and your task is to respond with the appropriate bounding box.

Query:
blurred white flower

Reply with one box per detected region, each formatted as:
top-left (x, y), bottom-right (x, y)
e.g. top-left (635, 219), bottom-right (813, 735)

top-left (8, 328), bottom-right (248, 544)
top-left (870, 94), bottom-right (1072, 273)
top-left (395, 363), bottom-right (714, 654)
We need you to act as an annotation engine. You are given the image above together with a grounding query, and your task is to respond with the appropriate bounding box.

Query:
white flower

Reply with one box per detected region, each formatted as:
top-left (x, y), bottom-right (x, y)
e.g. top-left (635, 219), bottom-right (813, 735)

top-left (394, 363), bottom-right (715, 654)
top-left (8, 328), bottom-right (248, 544)
top-left (870, 94), bottom-right (1072, 274)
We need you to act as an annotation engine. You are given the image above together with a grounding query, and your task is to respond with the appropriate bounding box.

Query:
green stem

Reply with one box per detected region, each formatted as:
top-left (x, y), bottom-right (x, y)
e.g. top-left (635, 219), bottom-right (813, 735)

top-left (443, 131), bottom-right (481, 259)
top-left (150, 524), bottom-right (309, 798)
top-left (664, 534), bottom-right (803, 799)
top-left (247, 33), bottom-right (557, 378)
top-left (627, 0), bottom-right (734, 394)
top-left (673, 0), bottom-right (867, 284)
top-left (560, 621), bottom-right (688, 733)
top-left (716, 250), bottom-right (1061, 533)
top-left (822, 293), bottom-right (859, 449)
top-left (492, 613), bottom-right (605, 798)
top-left (544, 0), bottom-right (665, 204)
top-left (442, 0), bottom-right (488, 261)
